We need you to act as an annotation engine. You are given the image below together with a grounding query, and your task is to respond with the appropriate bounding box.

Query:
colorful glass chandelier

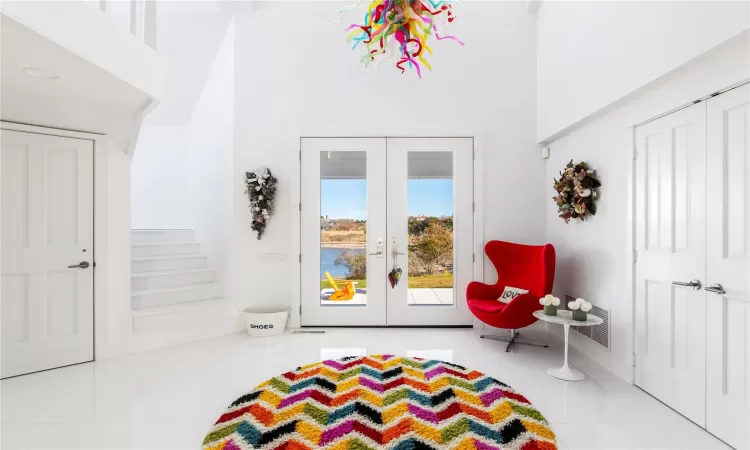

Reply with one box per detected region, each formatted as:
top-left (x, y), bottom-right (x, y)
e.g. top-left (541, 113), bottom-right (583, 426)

top-left (345, 0), bottom-right (463, 78)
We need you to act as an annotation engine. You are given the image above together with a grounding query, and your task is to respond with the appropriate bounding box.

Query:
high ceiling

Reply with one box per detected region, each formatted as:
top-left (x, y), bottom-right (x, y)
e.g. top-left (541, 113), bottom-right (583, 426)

top-left (127, 1), bottom-right (233, 125)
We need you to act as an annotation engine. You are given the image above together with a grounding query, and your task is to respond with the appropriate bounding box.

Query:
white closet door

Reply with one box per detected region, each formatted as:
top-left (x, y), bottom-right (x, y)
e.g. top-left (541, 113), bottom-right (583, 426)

top-left (634, 102), bottom-right (707, 426)
top-left (1, 129), bottom-right (94, 378)
top-left (706, 84), bottom-right (750, 450)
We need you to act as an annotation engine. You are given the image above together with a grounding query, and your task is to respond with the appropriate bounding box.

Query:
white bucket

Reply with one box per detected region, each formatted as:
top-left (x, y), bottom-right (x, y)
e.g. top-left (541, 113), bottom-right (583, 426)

top-left (242, 308), bottom-right (289, 336)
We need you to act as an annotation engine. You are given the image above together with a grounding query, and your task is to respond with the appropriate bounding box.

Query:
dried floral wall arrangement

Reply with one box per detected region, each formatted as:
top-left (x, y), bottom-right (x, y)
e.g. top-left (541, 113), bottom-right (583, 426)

top-left (553, 160), bottom-right (601, 223)
top-left (245, 168), bottom-right (278, 239)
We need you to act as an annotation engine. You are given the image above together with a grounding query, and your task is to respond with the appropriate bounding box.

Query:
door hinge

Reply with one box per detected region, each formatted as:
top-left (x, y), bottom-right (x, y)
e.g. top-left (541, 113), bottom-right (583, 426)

top-left (299, 254), bottom-right (302, 263)
top-left (472, 201), bottom-right (475, 212)
top-left (632, 250), bottom-right (637, 263)
top-left (632, 145), bottom-right (637, 160)
top-left (472, 149), bottom-right (475, 160)
top-left (632, 353), bottom-right (636, 367)
top-left (299, 305), bottom-right (302, 315)
top-left (298, 202), bottom-right (301, 212)
top-left (472, 253), bottom-right (475, 263)
top-left (298, 150), bottom-right (301, 160)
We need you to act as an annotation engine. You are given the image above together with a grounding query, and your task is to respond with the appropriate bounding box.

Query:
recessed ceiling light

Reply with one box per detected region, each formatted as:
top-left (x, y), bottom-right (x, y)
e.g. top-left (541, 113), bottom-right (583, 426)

top-left (22, 67), bottom-right (58, 79)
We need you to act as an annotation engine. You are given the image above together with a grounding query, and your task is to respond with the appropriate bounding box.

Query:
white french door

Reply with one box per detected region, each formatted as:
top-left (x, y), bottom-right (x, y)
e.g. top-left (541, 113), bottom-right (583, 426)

top-left (300, 137), bottom-right (474, 327)
top-left (634, 83), bottom-right (750, 450)
top-left (705, 84), bottom-right (749, 450)
top-left (634, 101), bottom-right (708, 426)
top-left (301, 138), bottom-right (388, 326)
top-left (385, 138), bottom-right (474, 326)
top-left (1, 129), bottom-right (94, 378)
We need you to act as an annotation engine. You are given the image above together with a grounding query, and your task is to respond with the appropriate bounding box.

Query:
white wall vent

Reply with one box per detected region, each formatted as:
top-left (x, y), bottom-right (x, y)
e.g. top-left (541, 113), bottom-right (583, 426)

top-left (563, 294), bottom-right (610, 350)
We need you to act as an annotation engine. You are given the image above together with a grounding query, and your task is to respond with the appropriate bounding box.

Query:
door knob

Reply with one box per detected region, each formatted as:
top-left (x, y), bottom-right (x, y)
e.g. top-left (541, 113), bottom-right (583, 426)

top-left (671, 279), bottom-right (701, 290)
top-left (67, 261), bottom-right (90, 269)
top-left (705, 283), bottom-right (726, 295)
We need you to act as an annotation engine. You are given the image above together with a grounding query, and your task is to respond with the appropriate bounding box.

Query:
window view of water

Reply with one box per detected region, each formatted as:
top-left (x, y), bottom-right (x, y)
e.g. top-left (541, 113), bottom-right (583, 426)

top-left (320, 247), bottom-right (364, 278)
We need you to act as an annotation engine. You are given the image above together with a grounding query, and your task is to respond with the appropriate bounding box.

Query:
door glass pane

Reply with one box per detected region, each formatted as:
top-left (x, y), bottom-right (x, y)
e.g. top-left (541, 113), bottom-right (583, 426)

top-left (320, 151), bottom-right (367, 306)
top-left (407, 151), bottom-right (454, 305)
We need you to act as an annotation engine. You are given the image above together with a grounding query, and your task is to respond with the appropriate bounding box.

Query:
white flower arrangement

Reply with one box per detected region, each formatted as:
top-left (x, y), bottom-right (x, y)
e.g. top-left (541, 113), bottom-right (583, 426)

top-left (568, 298), bottom-right (592, 312)
top-left (539, 294), bottom-right (561, 307)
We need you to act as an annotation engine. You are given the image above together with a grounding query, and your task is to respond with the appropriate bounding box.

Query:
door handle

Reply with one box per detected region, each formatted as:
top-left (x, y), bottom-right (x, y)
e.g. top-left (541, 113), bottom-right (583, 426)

top-left (390, 237), bottom-right (405, 258)
top-left (705, 283), bottom-right (726, 295)
top-left (67, 261), bottom-right (90, 269)
top-left (369, 238), bottom-right (384, 257)
top-left (671, 279), bottom-right (701, 290)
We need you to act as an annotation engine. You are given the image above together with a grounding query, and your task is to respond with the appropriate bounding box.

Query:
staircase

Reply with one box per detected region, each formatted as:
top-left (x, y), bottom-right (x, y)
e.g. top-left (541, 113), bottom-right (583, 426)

top-left (128, 230), bottom-right (241, 350)
top-left (131, 229), bottom-right (222, 309)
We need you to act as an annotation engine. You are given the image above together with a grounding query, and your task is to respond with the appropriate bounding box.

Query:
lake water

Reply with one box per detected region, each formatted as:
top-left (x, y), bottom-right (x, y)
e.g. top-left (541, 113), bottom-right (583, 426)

top-left (320, 247), bottom-right (363, 278)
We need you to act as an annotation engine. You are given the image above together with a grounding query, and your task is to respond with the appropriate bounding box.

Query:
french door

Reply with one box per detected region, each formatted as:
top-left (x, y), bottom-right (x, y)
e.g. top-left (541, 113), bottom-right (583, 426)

top-left (634, 84), bottom-right (749, 450)
top-left (300, 137), bottom-right (474, 326)
top-left (1, 129), bottom-right (94, 378)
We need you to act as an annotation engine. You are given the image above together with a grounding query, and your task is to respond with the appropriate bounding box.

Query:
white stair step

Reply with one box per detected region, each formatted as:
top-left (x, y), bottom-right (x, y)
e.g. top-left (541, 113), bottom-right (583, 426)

top-left (132, 229), bottom-right (195, 244)
top-left (131, 255), bottom-right (208, 274)
top-left (132, 242), bottom-right (200, 258)
top-left (131, 268), bottom-right (216, 291)
top-left (131, 283), bottom-right (221, 310)
top-left (130, 298), bottom-right (240, 336)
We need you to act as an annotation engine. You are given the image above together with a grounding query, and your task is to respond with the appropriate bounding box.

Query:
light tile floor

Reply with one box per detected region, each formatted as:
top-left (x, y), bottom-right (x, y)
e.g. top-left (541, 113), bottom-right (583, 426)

top-left (408, 288), bottom-right (454, 305)
top-left (1, 327), bottom-right (729, 449)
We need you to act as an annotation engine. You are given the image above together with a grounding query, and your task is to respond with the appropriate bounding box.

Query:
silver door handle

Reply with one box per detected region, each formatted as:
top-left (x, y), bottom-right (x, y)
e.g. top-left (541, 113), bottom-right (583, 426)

top-left (705, 283), bottom-right (726, 295)
top-left (368, 250), bottom-right (382, 256)
top-left (671, 279), bottom-right (701, 290)
top-left (67, 261), bottom-right (90, 269)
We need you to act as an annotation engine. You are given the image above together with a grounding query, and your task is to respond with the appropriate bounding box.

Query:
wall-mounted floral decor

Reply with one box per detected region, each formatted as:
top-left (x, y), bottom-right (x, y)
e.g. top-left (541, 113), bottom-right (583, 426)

top-left (245, 168), bottom-right (277, 239)
top-left (553, 160), bottom-right (601, 224)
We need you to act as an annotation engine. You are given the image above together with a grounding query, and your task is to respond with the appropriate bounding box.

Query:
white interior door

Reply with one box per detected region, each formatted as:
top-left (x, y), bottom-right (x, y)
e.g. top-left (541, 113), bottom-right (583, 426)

top-left (301, 138), bottom-right (387, 326)
top-left (705, 84), bottom-right (750, 450)
top-left (634, 102), bottom-right (707, 426)
top-left (1, 129), bottom-right (94, 378)
top-left (385, 138), bottom-right (474, 326)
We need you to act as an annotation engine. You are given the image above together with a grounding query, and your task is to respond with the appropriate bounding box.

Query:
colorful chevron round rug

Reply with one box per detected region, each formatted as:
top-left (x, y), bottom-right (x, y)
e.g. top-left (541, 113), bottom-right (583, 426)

top-left (202, 355), bottom-right (557, 450)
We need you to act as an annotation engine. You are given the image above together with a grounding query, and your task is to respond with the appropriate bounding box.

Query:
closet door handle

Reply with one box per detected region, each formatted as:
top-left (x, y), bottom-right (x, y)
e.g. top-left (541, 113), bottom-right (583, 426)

top-left (705, 284), bottom-right (726, 295)
top-left (671, 279), bottom-right (701, 290)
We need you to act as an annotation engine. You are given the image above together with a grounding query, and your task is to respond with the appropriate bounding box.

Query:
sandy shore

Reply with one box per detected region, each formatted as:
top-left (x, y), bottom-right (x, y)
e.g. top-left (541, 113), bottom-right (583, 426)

top-left (321, 242), bottom-right (366, 248)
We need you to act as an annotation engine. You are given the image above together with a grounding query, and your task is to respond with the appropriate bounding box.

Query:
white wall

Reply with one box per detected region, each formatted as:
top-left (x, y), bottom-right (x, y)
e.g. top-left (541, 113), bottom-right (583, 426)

top-left (230, 1), bottom-right (544, 319)
top-left (544, 34), bottom-right (749, 382)
top-left (2, 0), bottom-right (163, 102)
top-left (537, 0), bottom-right (750, 142)
top-left (100, 141), bottom-right (134, 352)
top-left (130, 125), bottom-right (192, 229)
top-left (187, 20), bottom-right (234, 295)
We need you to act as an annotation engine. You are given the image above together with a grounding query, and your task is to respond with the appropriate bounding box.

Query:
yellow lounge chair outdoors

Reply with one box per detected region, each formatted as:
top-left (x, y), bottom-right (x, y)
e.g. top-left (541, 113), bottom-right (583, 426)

top-left (324, 271), bottom-right (357, 301)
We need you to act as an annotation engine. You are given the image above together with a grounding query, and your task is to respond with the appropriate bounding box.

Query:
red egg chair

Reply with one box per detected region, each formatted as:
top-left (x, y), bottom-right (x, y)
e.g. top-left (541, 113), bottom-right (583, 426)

top-left (467, 240), bottom-right (556, 352)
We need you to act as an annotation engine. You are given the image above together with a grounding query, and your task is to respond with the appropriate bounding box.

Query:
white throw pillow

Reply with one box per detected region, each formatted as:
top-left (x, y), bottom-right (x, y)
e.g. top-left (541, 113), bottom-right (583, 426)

top-left (498, 286), bottom-right (529, 304)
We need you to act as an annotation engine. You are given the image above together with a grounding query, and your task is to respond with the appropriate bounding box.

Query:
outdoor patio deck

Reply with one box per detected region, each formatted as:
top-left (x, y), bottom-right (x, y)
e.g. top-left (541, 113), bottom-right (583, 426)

top-left (320, 288), bottom-right (453, 306)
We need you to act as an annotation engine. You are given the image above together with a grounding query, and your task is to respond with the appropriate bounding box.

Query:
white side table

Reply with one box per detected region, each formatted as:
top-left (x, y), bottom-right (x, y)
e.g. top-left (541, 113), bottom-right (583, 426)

top-left (533, 310), bottom-right (603, 381)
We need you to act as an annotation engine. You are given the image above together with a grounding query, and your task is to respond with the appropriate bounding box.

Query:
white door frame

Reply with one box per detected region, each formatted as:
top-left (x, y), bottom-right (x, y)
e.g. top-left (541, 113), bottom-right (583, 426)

top-left (627, 80), bottom-right (750, 384)
top-left (1, 121), bottom-right (112, 362)
top-left (290, 136), bottom-right (484, 329)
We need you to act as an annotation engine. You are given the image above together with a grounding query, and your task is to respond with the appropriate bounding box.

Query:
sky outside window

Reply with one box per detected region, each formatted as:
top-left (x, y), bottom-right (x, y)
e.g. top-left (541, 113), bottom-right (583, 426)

top-left (321, 179), bottom-right (453, 219)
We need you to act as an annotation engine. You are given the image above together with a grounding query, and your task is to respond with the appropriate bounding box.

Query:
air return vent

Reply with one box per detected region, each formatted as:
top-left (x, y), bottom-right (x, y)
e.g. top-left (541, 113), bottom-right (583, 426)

top-left (563, 295), bottom-right (610, 350)
top-left (293, 330), bottom-right (326, 334)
